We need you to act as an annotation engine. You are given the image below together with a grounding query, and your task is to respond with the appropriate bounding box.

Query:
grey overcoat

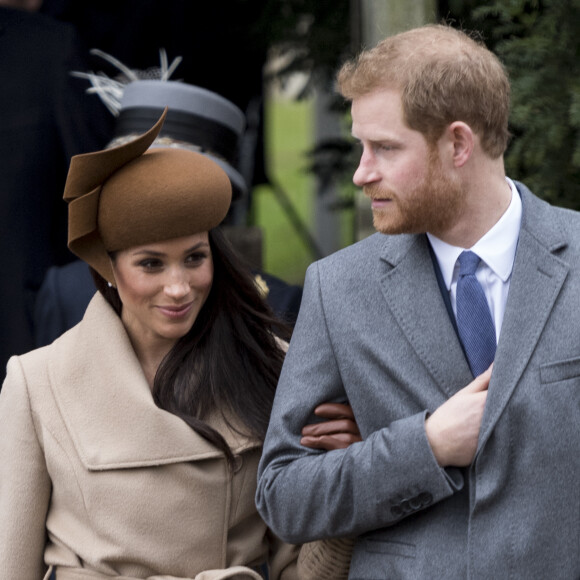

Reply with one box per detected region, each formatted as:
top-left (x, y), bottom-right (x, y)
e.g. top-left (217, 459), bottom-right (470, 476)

top-left (256, 183), bottom-right (580, 579)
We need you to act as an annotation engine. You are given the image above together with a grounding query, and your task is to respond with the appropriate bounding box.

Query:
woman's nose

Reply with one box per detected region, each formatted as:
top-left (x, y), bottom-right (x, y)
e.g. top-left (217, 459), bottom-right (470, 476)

top-left (164, 272), bottom-right (190, 299)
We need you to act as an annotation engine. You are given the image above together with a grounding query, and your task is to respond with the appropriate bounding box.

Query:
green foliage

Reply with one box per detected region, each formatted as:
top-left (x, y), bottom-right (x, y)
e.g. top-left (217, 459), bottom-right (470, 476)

top-left (448, 0), bottom-right (580, 209)
top-left (256, 0), bottom-right (352, 96)
top-left (263, 0), bottom-right (580, 213)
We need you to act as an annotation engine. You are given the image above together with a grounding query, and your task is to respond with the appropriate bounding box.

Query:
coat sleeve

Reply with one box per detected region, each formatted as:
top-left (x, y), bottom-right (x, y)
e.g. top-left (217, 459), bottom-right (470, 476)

top-left (256, 262), bottom-right (459, 544)
top-left (0, 356), bottom-right (51, 579)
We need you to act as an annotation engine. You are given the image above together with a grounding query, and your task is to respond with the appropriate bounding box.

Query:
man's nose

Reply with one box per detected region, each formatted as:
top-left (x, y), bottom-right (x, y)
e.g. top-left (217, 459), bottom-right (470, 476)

top-left (353, 150), bottom-right (379, 187)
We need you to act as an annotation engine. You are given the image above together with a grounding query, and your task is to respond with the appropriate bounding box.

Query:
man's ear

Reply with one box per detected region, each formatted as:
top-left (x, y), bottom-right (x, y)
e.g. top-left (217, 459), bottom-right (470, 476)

top-left (446, 121), bottom-right (474, 168)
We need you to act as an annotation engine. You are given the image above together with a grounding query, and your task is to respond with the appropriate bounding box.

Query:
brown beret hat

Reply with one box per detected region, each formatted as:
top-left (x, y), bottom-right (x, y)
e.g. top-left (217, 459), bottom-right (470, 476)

top-left (64, 109), bottom-right (232, 283)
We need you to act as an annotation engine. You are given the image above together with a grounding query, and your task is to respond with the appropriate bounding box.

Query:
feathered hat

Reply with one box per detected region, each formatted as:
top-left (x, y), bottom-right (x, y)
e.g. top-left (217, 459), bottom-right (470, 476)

top-left (72, 49), bottom-right (248, 198)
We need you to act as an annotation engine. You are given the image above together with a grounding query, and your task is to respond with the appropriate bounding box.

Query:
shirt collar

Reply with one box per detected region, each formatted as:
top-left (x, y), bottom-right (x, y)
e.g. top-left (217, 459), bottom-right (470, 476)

top-left (427, 178), bottom-right (522, 290)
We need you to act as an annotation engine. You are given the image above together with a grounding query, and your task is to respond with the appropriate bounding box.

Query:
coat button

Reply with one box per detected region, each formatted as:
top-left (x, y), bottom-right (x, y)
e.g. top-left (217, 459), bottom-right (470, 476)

top-left (418, 492), bottom-right (433, 507)
top-left (409, 495), bottom-right (422, 510)
top-left (390, 505), bottom-right (404, 517)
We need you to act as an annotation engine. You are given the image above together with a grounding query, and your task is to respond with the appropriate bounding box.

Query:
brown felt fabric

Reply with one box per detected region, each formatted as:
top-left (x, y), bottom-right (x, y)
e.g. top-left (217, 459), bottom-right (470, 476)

top-left (65, 109), bottom-right (232, 283)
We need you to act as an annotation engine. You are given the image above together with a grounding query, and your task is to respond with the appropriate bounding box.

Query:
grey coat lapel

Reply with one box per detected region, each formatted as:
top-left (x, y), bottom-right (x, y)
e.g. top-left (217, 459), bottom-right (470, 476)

top-left (378, 233), bottom-right (474, 398)
top-left (477, 184), bottom-right (569, 452)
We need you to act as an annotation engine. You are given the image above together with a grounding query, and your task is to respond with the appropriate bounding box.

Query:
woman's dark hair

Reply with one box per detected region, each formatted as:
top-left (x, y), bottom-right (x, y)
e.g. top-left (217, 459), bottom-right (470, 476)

top-left (90, 227), bottom-right (292, 468)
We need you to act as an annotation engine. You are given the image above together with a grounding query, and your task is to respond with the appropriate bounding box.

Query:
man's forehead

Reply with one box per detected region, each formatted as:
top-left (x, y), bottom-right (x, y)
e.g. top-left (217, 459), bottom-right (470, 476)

top-left (350, 92), bottom-right (416, 142)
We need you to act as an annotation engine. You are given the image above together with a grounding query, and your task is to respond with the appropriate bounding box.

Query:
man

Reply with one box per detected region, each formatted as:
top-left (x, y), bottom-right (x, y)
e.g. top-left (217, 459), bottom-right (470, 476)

top-left (256, 24), bottom-right (580, 578)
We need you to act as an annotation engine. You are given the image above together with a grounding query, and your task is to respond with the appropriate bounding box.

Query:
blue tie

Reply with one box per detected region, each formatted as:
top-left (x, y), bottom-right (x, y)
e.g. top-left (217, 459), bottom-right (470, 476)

top-left (455, 251), bottom-right (496, 377)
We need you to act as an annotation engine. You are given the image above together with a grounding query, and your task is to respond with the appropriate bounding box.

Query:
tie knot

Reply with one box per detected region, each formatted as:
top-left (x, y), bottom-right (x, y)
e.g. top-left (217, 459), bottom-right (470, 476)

top-left (458, 250), bottom-right (481, 277)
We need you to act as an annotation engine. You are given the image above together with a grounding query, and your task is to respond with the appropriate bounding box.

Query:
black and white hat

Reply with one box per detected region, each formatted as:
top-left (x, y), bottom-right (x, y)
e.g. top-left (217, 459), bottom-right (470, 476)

top-left (74, 50), bottom-right (248, 198)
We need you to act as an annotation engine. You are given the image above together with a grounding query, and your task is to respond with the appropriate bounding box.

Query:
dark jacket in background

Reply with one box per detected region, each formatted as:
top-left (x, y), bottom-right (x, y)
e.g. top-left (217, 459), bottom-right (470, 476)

top-left (0, 7), bottom-right (113, 381)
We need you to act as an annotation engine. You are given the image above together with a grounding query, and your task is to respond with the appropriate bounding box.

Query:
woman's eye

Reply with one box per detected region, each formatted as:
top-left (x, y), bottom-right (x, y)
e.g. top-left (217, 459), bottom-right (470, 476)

top-left (185, 252), bottom-right (207, 265)
top-left (139, 258), bottom-right (163, 270)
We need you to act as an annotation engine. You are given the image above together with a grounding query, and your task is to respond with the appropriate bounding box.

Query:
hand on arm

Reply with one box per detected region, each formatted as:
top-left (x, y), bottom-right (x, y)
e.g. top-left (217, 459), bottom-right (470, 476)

top-left (300, 403), bottom-right (362, 450)
top-left (298, 365), bottom-right (490, 464)
top-left (425, 365), bottom-right (492, 467)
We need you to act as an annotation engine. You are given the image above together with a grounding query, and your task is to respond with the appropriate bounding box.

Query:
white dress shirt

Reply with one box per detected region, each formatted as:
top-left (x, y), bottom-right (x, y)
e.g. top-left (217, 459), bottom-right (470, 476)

top-left (426, 178), bottom-right (522, 342)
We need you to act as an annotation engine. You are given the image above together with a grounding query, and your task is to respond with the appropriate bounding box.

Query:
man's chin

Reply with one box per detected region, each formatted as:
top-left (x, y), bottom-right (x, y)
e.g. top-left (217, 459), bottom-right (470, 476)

top-left (372, 212), bottom-right (408, 235)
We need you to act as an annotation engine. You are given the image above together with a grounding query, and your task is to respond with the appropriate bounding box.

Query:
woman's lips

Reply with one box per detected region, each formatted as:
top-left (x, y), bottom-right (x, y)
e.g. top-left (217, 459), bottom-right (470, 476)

top-left (157, 302), bottom-right (194, 319)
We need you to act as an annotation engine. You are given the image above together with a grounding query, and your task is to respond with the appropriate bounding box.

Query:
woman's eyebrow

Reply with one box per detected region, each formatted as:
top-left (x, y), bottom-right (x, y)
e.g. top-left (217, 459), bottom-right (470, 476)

top-left (131, 242), bottom-right (209, 257)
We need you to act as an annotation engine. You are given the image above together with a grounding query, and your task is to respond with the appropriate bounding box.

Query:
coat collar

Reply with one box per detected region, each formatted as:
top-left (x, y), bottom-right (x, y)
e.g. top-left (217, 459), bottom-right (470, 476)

top-left (377, 233), bottom-right (474, 399)
top-left (374, 182), bottom-right (570, 417)
top-left (477, 182), bottom-right (570, 453)
top-left (48, 293), bottom-right (259, 471)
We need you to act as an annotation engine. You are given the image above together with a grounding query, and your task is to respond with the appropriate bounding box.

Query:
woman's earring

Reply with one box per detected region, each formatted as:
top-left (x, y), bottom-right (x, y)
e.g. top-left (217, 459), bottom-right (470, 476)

top-left (108, 282), bottom-right (113, 288)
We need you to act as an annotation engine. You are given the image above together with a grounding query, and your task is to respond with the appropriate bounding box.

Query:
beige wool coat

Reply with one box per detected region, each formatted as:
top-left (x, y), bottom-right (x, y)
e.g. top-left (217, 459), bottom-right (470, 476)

top-left (0, 293), bottom-right (301, 580)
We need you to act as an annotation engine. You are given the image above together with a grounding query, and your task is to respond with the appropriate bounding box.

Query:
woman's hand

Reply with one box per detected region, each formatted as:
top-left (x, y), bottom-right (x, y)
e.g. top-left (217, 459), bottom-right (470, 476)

top-left (300, 403), bottom-right (362, 450)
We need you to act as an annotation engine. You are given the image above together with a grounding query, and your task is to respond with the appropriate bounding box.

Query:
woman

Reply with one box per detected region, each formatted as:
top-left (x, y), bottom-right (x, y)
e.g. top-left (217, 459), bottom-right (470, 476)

top-left (0, 110), bottom-right (359, 579)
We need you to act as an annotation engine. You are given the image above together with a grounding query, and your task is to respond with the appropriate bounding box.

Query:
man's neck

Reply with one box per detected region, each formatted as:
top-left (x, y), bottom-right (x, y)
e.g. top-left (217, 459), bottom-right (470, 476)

top-left (432, 160), bottom-right (512, 248)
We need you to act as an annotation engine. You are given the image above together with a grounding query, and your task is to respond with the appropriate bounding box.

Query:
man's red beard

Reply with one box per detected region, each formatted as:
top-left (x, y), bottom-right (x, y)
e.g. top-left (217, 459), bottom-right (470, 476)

top-left (365, 151), bottom-right (465, 237)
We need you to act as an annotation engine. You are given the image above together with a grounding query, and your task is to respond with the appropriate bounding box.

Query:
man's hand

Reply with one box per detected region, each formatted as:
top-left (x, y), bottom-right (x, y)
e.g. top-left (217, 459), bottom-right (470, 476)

top-left (425, 365), bottom-right (492, 467)
top-left (301, 403), bottom-right (362, 450)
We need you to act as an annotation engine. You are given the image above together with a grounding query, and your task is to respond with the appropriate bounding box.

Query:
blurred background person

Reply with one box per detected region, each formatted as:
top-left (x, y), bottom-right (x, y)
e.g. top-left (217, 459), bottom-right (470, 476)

top-left (0, 0), bottom-right (112, 381)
